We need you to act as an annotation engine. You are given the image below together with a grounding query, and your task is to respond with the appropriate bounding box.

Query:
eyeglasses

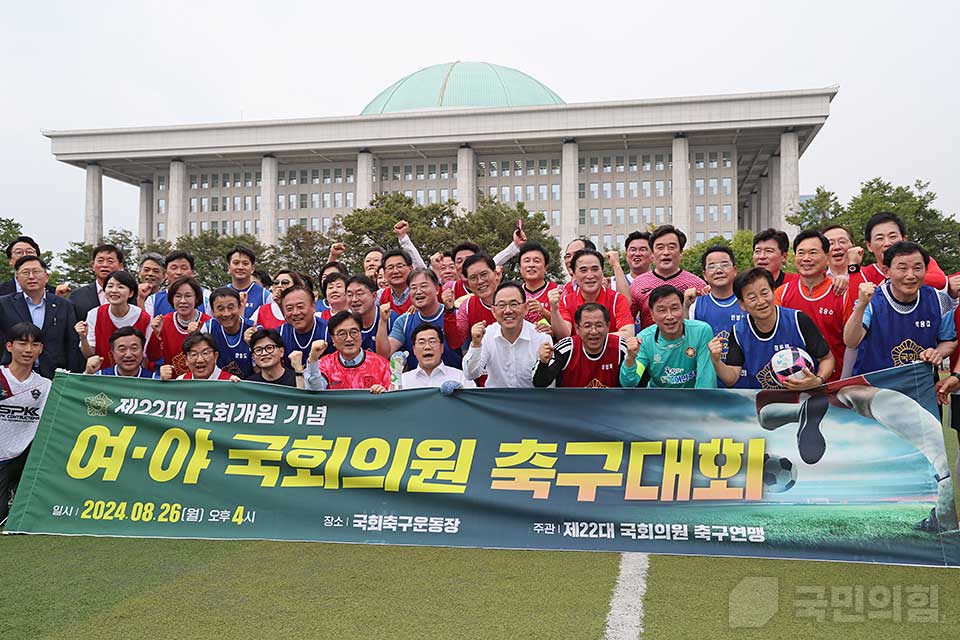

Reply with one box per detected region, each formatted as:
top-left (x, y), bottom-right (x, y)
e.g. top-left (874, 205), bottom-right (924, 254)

top-left (494, 301), bottom-right (523, 311)
top-left (414, 338), bottom-right (441, 347)
top-left (333, 328), bottom-right (361, 340)
top-left (11, 249), bottom-right (37, 258)
top-left (467, 271), bottom-right (493, 284)
top-left (578, 323), bottom-right (608, 332)
top-left (705, 261), bottom-right (733, 272)
top-left (252, 344), bottom-right (278, 356)
top-left (17, 269), bottom-right (45, 278)
top-left (186, 349), bottom-right (215, 360)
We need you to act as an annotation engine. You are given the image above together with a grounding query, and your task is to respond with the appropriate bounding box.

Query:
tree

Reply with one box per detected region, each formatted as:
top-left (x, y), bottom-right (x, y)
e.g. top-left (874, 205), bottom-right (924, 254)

top-left (843, 179), bottom-right (960, 272)
top-left (57, 241), bottom-right (95, 285)
top-left (337, 193), bottom-right (459, 273)
top-left (337, 194), bottom-right (563, 280)
top-left (680, 230), bottom-right (758, 277)
top-left (174, 232), bottom-right (266, 289)
top-left (262, 225), bottom-right (335, 286)
top-left (0, 218), bottom-right (58, 283)
top-left (449, 198), bottom-right (563, 281)
top-left (786, 186), bottom-right (844, 230)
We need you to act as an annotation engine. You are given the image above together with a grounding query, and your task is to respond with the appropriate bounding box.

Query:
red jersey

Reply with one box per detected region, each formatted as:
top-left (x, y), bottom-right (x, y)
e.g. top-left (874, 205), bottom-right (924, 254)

top-left (776, 279), bottom-right (851, 381)
top-left (253, 302), bottom-right (285, 330)
top-left (558, 287), bottom-right (634, 332)
top-left (556, 334), bottom-right (624, 388)
top-left (630, 270), bottom-right (707, 329)
top-left (452, 279), bottom-right (470, 299)
top-left (93, 305), bottom-right (151, 370)
top-left (318, 351), bottom-right (391, 390)
top-left (444, 294), bottom-right (497, 349)
top-left (179, 366), bottom-right (234, 381)
top-left (146, 311), bottom-right (212, 378)
top-left (523, 281), bottom-right (558, 324)
top-left (862, 258), bottom-right (946, 290)
top-left (376, 287), bottom-right (413, 316)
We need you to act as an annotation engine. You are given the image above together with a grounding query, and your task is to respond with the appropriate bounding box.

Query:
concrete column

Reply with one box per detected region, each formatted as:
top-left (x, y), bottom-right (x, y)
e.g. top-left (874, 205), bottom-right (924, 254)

top-left (260, 155), bottom-right (278, 245)
top-left (356, 150), bottom-right (374, 209)
top-left (779, 131), bottom-right (800, 237)
top-left (167, 160), bottom-right (186, 242)
top-left (749, 191), bottom-right (760, 232)
top-left (455, 145), bottom-right (476, 216)
top-left (759, 175), bottom-right (770, 232)
top-left (83, 163), bottom-right (103, 245)
top-left (560, 140), bottom-right (579, 251)
top-left (767, 156), bottom-right (781, 232)
top-left (671, 135), bottom-right (691, 233)
top-left (138, 181), bottom-right (154, 242)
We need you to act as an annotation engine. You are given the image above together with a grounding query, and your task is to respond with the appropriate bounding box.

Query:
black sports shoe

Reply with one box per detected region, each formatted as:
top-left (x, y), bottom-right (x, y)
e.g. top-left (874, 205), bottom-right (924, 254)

top-left (915, 508), bottom-right (942, 533)
top-left (797, 395), bottom-right (829, 464)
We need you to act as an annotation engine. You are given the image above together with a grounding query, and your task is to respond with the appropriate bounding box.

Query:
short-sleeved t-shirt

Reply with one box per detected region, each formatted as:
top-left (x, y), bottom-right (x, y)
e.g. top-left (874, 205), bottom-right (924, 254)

top-left (558, 287), bottom-right (633, 332)
top-left (635, 320), bottom-right (717, 388)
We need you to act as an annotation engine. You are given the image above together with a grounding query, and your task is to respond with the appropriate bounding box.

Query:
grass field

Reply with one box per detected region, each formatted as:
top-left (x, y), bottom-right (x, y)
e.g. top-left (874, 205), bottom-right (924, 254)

top-left (2, 427), bottom-right (958, 639)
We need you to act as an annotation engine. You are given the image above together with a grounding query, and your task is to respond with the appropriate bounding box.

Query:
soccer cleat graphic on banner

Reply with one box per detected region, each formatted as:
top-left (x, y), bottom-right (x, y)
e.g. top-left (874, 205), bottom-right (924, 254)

top-left (796, 395), bottom-right (829, 464)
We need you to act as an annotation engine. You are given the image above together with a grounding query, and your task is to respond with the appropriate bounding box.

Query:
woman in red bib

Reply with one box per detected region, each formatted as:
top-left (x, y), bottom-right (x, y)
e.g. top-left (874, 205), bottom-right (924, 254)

top-left (252, 269), bottom-right (302, 330)
top-left (75, 270), bottom-right (151, 371)
top-left (146, 276), bottom-right (211, 378)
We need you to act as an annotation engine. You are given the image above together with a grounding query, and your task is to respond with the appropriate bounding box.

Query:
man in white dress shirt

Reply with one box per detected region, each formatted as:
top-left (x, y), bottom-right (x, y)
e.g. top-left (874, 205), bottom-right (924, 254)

top-left (463, 281), bottom-right (552, 388)
top-left (401, 324), bottom-right (475, 389)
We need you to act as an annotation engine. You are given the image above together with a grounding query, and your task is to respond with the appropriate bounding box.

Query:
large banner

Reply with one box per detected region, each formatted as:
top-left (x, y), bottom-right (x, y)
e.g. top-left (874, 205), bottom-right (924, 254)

top-left (6, 363), bottom-right (960, 567)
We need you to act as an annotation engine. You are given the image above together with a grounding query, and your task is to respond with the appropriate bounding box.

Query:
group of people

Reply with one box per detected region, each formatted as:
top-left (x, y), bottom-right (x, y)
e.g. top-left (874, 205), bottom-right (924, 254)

top-left (2, 211), bottom-right (960, 528)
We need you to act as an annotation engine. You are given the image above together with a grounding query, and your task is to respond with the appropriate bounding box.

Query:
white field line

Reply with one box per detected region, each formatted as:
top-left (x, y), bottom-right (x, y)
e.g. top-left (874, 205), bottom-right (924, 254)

top-left (603, 552), bottom-right (650, 640)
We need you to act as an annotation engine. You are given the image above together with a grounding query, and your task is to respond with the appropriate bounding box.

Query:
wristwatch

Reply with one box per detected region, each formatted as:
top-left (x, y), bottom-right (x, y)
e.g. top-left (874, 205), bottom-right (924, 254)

top-left (847, 264), bottom-right (860, 274)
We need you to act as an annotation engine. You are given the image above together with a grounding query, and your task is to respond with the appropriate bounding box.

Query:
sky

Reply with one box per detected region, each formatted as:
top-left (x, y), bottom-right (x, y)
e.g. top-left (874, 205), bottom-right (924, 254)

top-left (1, 0), bottom-right (957, 256)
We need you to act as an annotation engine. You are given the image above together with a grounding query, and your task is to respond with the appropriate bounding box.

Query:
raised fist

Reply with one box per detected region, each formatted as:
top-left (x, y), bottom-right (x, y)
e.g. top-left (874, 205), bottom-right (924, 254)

top-left (847, 246), bottom-right (864, 265)
top-left (394, 220), bottom-right (410, 239)
top-left (527, 299), bottom-right (546, 318)
top-left (309, 339), bottom-right (327, 362)
top-left (441, 288), bottom-right (456, 311)
top-left (74, 321), bottom-right (88, 339)
top-left (379, 302), bottom-right (392, 322)
top-left (330, 242), bottom-right (346, 259)
top-left (513, 226), bottom-right (527, 246)
top-left (55, 283), bottom-right (71, 297)
top-left (138, 282), bottom-right (153, 299)
top-left (159, 364), bottom-right (174, 381)
top-left (606, 250), bottom-right (620, 266)
top-left (84, 355), bottom-right (103, 374)
top-left (708, 336), bottom-right (724, 362)
top-left (288, 350), bottom-right (304, 371)
top-left (683, 287), bottom-right (700, 307)
top-left (547, 287), bottom-right (561, 310)
top-left (430, 252), bottom-right (443, 269)
top-left (150, 315), bottom-right (164, 336)
top-left (243, 326), bottom-right (257, 344)
top-left (239, 291), bottom-right (248, 310)
top-left (186, 321), bottom-right (200, 334)
top-left (857, 281), bottom-right (876, 304)
top-left (538, 342), bottom-right (555, 364)
top-left (624, 336), bottom-right (640, 360)
top-left (470, 321), bottom-right (487, 346)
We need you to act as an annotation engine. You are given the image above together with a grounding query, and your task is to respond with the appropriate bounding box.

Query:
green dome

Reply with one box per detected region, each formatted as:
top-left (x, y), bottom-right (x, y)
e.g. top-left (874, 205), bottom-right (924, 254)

top-left (360, 61), bottom-right (564, 115)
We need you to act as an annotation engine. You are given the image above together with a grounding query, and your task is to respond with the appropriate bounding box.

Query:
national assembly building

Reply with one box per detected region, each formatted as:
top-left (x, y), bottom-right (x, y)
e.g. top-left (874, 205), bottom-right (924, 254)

top-left (44, 61), bottom-right (837, 252)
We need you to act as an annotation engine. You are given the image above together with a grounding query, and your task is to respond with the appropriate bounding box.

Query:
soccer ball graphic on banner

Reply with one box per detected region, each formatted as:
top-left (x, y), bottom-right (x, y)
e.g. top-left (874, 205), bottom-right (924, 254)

top-left (770, 346), bottom-right (814, 384)
top-left (762, 453), bottom-right (798, 493)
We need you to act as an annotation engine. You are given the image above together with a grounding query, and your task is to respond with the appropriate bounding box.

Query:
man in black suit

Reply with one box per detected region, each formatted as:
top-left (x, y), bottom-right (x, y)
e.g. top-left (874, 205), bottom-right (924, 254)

top-left (0, 236), bottom-right (55, 297)
top-left (0, 256), bottom-right (83, 378)
top-left (67, 243), bottom-right (125, 322)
